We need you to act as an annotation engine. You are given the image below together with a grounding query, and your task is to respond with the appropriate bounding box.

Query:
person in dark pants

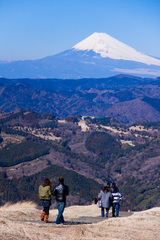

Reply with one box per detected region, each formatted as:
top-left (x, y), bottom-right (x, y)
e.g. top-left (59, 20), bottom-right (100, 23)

top-left (111, 183), bottom-right (122, 217)
top-left (52, 177), bottom-right (69, 225)
top-left (38, 178), bottom-right (52, 223)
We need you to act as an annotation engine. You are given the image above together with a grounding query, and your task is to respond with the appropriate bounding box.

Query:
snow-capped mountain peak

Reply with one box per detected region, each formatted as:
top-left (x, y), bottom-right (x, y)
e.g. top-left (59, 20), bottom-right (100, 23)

top-left (73, 32), bottom-right (160, 66)
top-left (0, 32), bottom-right (160, 79)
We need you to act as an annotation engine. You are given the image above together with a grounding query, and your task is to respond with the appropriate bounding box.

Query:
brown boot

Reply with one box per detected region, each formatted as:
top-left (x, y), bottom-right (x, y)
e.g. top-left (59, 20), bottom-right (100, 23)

top-left (41, 211), bottom-right (45, 221)
top-left (44, 215), bottom-right (49, 223)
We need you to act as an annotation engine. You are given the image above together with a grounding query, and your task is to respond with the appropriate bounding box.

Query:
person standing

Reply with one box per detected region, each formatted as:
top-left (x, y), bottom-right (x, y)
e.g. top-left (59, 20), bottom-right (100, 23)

top-left (38, 178), bottom-right (52, 223)
top-left (98, 186), bottom-right (113, 217)
top-left (52, 177), bottom-right (69, 225)
top-left (111, 183), bottom-right (122, 217)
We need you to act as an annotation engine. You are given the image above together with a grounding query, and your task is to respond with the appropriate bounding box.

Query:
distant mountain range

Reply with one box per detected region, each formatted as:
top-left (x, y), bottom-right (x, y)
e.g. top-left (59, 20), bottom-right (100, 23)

top-left (1, 74), bottom-right (160, 123)
top-left (0, 32), bottom-right (160, 79)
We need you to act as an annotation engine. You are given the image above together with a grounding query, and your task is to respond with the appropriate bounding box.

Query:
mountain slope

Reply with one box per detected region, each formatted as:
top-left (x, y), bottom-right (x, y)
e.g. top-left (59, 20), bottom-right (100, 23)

top-left (1, 75), bottom-right (160, 123)
top-left (0, 32), bottom-right (160, 78)
top-left (0, 110), bottom-right (160, 211)
top-left (73, 32), bottom-right (160, 65)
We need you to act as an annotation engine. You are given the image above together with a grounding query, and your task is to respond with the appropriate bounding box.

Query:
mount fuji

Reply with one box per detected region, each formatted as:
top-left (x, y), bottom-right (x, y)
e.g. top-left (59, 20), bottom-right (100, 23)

top-left (0, 32), bottom-right (160, 79)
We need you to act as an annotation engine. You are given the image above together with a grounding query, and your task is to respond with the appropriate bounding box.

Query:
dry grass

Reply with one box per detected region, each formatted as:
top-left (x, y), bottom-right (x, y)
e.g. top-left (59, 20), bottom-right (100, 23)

top-left (0, 201), bottom-right (38, 210)
top-left (0, 202), bottom-right (160, 240)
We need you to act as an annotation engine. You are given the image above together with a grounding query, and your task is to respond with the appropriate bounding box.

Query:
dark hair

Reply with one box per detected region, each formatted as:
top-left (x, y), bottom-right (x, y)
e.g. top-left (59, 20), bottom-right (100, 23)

top-left (43, 178), bottom-right (52, 187)
top-left (112, 182), bottom-right (119, 191)
top-left (58, 177), bottom-right (64, 184)
top-left (103, 186), bottom-right (109, 193)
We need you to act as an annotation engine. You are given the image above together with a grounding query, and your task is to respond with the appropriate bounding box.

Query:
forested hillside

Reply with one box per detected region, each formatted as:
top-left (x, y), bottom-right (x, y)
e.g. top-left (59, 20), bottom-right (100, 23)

top-left (1, 75), bottom-right (160, 123)
top-left (0, 109), bottom-right (160, 210)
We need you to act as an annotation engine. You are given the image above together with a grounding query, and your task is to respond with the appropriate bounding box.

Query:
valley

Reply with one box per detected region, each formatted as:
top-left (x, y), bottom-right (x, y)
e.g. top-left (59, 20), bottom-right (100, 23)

top-left (0, 109), bottom-right (160, 210)
top-left (1, 75), bottom-right (160, 123)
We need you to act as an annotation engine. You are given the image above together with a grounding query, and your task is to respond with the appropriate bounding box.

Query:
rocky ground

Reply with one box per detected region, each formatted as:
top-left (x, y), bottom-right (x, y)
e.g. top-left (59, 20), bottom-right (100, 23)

top-left (0, 202), bottom-right (159, 240)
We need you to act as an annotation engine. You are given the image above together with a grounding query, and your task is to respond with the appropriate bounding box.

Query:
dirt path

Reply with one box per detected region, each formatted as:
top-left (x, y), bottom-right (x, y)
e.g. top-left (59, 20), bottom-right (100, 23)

top-left (0, 202), bottom-right (159, 240)
top-left (14, 211), bottom-right (132, 226)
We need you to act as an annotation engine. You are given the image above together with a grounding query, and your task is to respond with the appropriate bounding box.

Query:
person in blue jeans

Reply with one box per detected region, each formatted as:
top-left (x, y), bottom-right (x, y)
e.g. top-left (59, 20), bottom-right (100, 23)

top-left (52, 177), bottom-right (69, 225)
top-left (111, 183), bottom-right (122, 217)
top-left (98, 186), bottom-right (113, 217)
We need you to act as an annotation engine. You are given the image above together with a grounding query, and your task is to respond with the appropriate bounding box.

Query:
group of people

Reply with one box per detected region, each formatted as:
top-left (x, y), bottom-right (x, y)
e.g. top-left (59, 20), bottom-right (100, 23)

top-left (38, 177), bottom-right (69, 224)
top-left (97, 182), bottom-right (122, 218)
top-left (38, 177), bottom-right (122, 224)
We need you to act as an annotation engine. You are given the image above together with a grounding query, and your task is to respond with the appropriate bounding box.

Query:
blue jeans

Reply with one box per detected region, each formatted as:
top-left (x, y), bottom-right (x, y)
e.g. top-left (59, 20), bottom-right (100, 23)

top-left (56, 202), bottom-right (65, 224)
top-left (101, 207), bottom-right (109, 217)
top-left (112, 202), bottom-right (120, 217)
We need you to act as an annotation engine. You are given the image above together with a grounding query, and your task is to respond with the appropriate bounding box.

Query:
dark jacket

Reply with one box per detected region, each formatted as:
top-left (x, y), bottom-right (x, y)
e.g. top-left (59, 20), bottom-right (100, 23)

top-left (52, 183), bottom-right (69, 203)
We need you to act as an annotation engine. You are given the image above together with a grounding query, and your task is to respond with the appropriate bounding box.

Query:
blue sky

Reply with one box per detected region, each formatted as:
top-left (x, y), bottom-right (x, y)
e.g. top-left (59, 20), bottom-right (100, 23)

top-left (0, 0), bottom-right (160, 61)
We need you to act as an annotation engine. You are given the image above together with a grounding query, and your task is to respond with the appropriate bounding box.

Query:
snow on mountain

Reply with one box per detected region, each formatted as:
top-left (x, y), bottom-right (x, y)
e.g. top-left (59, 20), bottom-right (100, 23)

top-left (73, 32), bottom-right (160, 66)
top-left (0, 32), bottom-right (160, 79)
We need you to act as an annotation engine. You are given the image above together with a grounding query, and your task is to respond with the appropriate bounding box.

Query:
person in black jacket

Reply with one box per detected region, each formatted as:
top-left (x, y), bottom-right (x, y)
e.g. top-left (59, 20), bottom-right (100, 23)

top-left (52, 177), bottom-right (69, 225)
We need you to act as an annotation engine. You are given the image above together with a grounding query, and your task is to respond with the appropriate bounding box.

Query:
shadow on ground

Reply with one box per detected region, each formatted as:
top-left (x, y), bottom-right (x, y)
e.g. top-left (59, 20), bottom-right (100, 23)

top-left (18, 211), bottom-right (133, 225)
